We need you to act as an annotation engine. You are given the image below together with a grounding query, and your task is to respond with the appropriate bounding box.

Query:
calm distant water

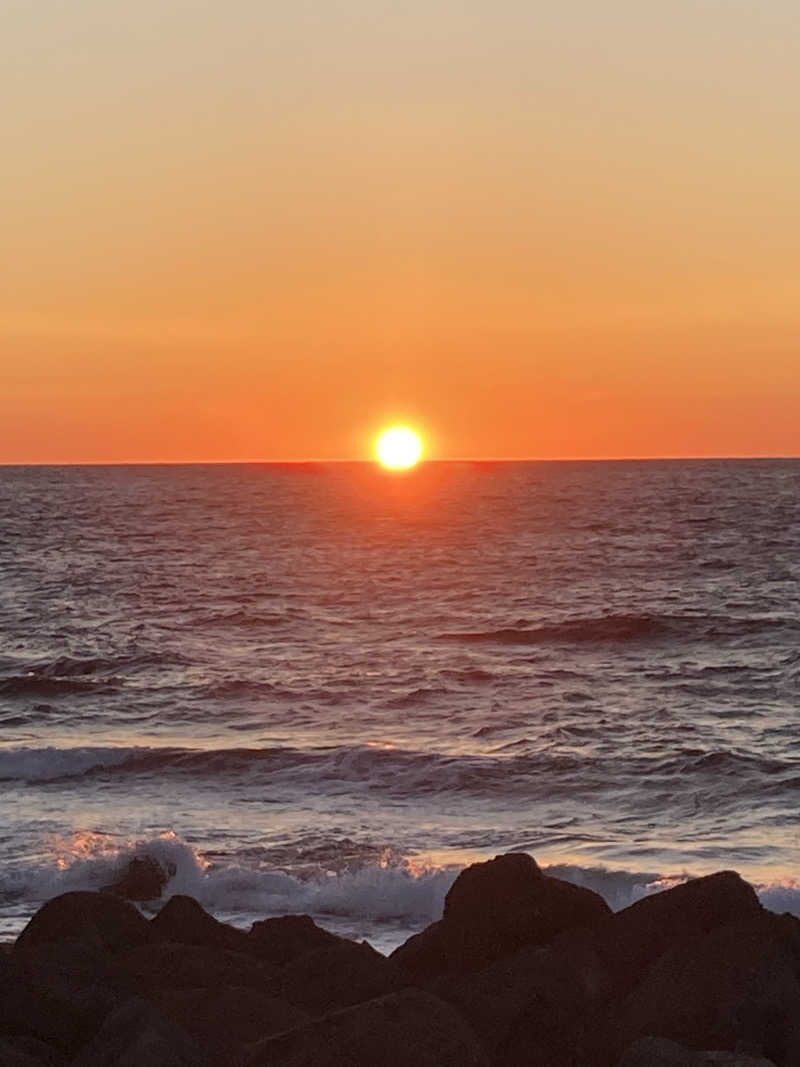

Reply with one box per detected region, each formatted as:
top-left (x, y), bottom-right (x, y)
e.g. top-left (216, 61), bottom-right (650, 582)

top-left (1, 460), bottom-right (799, 948)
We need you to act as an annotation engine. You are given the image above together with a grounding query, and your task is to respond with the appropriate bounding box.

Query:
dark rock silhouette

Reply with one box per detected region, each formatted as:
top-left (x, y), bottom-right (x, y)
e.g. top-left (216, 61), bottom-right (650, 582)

top-left (101, 856), bottom-right (171, 902)
top-left (4, 858), bottom-right (799, 1066)
top-left (150, 894), bottom-right (249, 953)
top-left (391, 851), bottom-right (611, 977)
top-left (247, 913), bottom-right (347, 966)
top-left (599, 870), bottom-right (763, 995)
top-left (13, 891), bottom-right (150, 957)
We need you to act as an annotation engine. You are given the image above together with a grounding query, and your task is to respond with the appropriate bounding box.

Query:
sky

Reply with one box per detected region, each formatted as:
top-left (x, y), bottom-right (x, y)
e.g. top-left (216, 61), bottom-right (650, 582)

top-left (2, 0), bottom-right (799, 462)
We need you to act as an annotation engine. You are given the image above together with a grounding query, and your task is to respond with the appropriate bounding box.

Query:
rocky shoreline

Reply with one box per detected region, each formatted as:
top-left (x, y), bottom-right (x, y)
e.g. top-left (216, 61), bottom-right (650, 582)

top-left (0, 852), bottom-right (794, 1065)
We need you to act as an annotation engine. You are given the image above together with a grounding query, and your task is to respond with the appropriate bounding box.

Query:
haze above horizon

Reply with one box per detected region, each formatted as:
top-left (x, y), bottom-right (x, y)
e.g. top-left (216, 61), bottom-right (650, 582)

top-left (2, 0), bottom-right (799, 464)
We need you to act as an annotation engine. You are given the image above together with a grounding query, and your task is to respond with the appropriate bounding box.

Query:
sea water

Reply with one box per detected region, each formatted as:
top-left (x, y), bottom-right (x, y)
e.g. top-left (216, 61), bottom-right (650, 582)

top-left (1, 460), bottom-right (799, 951)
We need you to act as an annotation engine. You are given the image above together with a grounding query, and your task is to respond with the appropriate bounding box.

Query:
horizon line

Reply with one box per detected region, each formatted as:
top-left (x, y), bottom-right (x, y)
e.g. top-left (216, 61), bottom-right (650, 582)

top-left (2, 453), bottom-right (799, 467)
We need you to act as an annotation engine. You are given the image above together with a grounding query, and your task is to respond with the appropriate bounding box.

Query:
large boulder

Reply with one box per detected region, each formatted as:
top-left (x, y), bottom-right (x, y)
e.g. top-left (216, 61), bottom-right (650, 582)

top-left (601, 871), bottom-right (763, 994)
top-left (150, 895), bottom-right (249, 953)
top-left (281, 940), bottom-right (401, 1015)
top-left (620, 911), bottom-right (800, 1065)
top-left (391, 852), bottom-right (611, 977)
top-left (246, 914), bottom-right (347, 966)
top-left (244, 988), bottom-right (488, 1067)
top-left (14, 893), bottom-right (150, 957)
top-left (70, 997), bottom-right (210, 1067)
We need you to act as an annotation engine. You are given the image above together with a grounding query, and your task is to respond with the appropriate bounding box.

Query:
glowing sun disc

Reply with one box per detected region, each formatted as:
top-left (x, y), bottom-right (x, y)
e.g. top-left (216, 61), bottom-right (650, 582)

top-left (375, 426), bottom-right (423, 470)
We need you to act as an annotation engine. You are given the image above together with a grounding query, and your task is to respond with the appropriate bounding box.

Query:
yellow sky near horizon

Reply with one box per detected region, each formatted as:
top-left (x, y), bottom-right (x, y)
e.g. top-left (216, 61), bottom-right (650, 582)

top-left (2, 0), bottom-right (799, 462)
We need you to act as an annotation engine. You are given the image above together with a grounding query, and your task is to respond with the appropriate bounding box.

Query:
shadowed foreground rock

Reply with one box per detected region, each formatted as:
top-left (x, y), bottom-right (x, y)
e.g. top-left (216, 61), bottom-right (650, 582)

top-left (4, 855), bottom-right (799, 1067)
top-left (620, 911), bottom-right (800, 1063)
top-left (151, 987), bottom-right (309, 1066)
top-left (70, 998), bottom-right (211, 1067)
top-left (245, 989), bottom-right (488, 1067)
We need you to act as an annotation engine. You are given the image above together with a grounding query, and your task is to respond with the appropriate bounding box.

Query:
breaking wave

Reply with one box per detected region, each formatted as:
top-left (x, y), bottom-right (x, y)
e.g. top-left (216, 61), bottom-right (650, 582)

top-left (3, 831), bottom-right (800, 952)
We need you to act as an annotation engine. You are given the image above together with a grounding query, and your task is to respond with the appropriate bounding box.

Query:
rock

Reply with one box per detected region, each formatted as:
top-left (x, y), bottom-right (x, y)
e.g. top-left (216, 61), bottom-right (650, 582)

top-left (150, 895), bottom-right (249, 953)
top-left (388, 920), bottom-right (449, 978)
top-left (621, 911), bottom-right (800, 1065)
top-left (247, 914), bottom-right (347, 966)
top-left (14, 892), bottom-right (151, 957)
top-left (3, 940), bottom-right (135, 1053)
top-left (0, 940), bottom-right (135, 1055)
top-left (244, 988), bottom-right (488, 1067)
top-left (281, 940), bottom-right (401, 1014)
top-left (71, 997), bottom-right (210, 1067)
top-left (617, 1036), bottom-right (778, 1066)
top-left (153, 987), bottom-right (310, 1065)
top-left (100, 856), bottom-right (171, 902)
top-left (601, 871), bottom-right (762, 994)
top-left (391, 852), bottom-right (611, 977)
top-left (116, 941), bottom-right (280, 995)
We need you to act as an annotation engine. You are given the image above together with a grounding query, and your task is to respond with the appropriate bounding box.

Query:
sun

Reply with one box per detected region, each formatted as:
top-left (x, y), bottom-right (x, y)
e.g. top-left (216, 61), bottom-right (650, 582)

top-left (375, 426), bottom-right (424, 470)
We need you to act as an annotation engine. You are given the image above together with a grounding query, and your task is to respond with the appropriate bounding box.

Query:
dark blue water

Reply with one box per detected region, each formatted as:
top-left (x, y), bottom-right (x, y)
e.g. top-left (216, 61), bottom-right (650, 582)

top-left (1, 460), bottom-right (798, 948)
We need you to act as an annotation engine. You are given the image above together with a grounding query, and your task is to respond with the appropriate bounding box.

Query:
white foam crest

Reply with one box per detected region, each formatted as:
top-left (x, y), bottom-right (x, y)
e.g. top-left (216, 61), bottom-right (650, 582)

top-left (3, 831), bottom-right (454, 934)
top-left (545, 863), bottom-right (687, 911)
top-left (166, 852), bottom-right (458, 930)
top-left (292, 860), bottom-right (456, 923)
top-left (0, 746), bottom-right (140, 782)
top-left (7, 832), bottom-right (800, 950)
top-left (755, 882), bottom-right (800, 917)
top-left (0, 830), bottom-right (207, 907)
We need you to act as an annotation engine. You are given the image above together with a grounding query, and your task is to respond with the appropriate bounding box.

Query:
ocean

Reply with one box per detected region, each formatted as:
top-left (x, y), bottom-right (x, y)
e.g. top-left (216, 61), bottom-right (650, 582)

top-left (1, 459), bottom-right (798, 952)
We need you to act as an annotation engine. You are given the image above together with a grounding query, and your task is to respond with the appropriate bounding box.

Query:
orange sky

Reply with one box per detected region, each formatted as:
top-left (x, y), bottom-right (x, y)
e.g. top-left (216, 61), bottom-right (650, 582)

top-left (2, 0), bottom-right (799, 462)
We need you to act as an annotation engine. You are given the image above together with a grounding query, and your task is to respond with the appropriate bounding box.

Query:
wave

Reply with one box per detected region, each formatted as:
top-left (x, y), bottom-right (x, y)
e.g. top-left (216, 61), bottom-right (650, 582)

top-left (3, 831), bottom-right (800, 952)
top-left (4, 743), bottom-right (799, 813)
top-left (439, 612), bottom-right (800, 647)
top-left (0, 747), bottom-right (143, 782)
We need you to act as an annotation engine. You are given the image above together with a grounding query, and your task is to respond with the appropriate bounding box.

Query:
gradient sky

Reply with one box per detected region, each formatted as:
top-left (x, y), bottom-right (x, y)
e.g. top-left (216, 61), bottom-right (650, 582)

top-left (2, 0), bottom-right (799, 462)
